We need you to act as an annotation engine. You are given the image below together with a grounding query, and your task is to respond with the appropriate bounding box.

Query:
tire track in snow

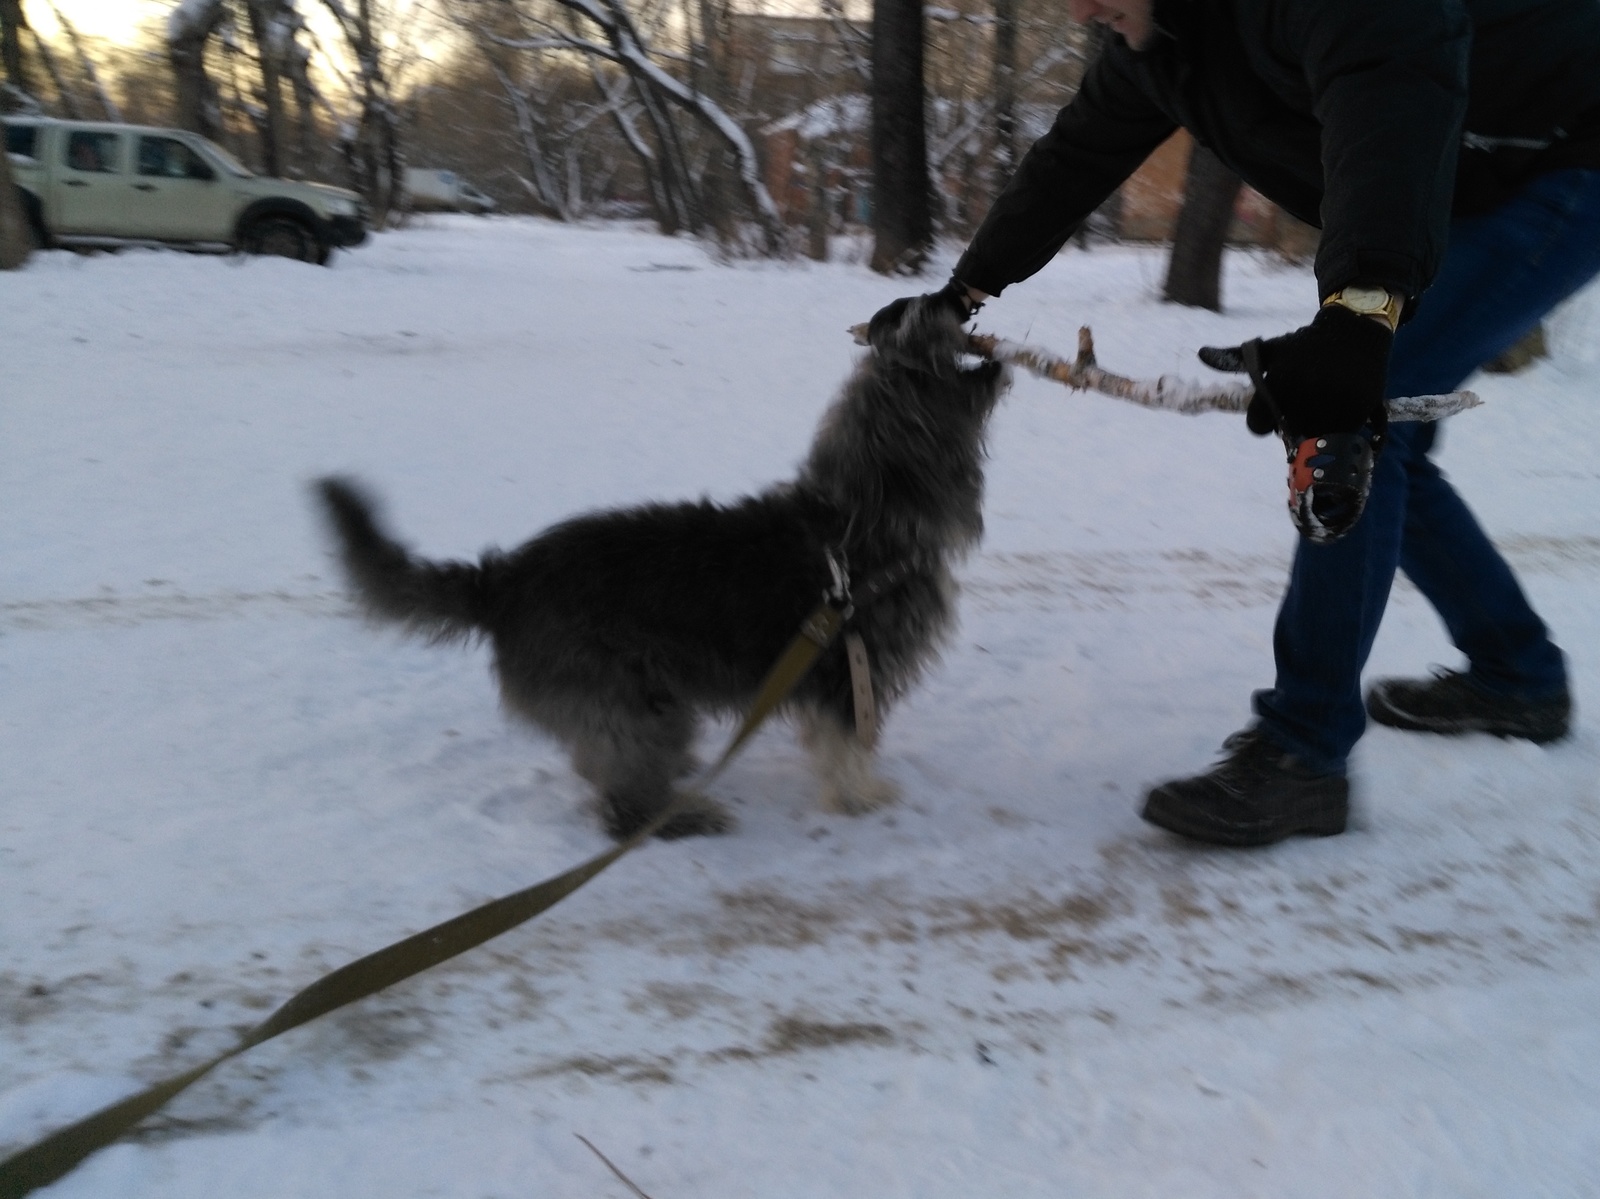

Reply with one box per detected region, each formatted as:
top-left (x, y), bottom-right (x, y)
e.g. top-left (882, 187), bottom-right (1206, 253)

top-left (8, 749), bottom-right (1598, 1122)
top-left (6, 533), bottom-right (1596, 631)
top-left (0, 588), bottom-right (351, 631)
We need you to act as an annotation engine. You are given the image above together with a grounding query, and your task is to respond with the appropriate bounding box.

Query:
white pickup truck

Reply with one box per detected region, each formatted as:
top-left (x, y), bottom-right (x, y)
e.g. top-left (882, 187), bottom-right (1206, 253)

top-left (4, 116), bottom-right (368, 264)
top-left (404, 167), bottom-right (496, 214)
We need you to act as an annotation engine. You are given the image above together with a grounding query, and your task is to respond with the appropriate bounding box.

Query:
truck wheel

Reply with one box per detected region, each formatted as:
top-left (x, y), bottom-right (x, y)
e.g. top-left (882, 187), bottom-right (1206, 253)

top-left (242, 216), bottom-right (320, 264)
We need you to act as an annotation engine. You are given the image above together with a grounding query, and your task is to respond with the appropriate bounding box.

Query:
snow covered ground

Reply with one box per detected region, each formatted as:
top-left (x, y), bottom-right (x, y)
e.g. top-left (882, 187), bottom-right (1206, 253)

top-left (3, 217), bottom-right (1599, 1197)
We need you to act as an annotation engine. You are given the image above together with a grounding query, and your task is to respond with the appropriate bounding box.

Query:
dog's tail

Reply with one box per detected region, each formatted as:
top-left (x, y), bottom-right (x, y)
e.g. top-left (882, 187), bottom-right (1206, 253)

top-left (314, 476), bottom-right (493, 643)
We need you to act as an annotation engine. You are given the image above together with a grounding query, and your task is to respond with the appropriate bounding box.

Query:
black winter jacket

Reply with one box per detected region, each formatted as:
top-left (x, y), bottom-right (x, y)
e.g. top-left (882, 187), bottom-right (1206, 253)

top-left (954, 0), bottom-right (1600, 303)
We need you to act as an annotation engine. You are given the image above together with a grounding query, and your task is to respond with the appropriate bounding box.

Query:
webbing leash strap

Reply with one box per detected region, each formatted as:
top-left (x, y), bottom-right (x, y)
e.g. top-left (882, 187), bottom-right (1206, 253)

top-left (0, 591), bottom-right (871, 1199)
top-left (706, 600), bottom-right (845, 771)
top-left (845, 633), bottom-right (877, 749)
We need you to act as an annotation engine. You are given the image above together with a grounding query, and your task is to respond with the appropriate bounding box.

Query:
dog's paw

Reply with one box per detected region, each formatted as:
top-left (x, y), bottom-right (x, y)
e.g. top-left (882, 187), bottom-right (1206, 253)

top-left (820, 774), bottom-right (901, 817)
top-left (600, 790), bottom-right (733, 841)
top-left (654, 792), bottom-right (736, 840)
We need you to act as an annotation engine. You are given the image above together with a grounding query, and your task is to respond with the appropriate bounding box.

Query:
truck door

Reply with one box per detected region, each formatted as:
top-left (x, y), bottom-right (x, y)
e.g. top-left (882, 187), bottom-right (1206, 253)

top-left (54, 129), bottom-right (135, 234)
top-left (126, 135), bottom-right (235, 241)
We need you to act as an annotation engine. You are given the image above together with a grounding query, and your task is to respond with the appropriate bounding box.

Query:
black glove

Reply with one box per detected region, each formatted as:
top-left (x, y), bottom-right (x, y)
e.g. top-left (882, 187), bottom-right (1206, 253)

top-left (1200, 304), bottom-right (1394, 546)
top-left (1199, 303), bottom-right (1392, 437)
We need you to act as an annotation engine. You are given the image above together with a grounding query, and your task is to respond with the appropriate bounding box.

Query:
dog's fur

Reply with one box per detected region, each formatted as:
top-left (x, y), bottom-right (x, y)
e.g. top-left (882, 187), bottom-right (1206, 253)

top-left (314, 296), bottom-right (1007, 840)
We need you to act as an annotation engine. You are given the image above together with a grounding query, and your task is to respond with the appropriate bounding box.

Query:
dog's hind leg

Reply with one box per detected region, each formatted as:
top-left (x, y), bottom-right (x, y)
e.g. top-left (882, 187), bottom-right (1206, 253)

top-left (799, 708), bottom-right (900, 816)
top-left (565, 703), bottom-right (733, 841)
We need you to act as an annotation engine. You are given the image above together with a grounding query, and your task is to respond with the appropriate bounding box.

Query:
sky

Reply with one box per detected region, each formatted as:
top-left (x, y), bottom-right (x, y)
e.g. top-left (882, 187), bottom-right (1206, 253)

top-left (26, 0), bottom-right (445, 80)
top-left (26, 0), bottom-right (155, 46)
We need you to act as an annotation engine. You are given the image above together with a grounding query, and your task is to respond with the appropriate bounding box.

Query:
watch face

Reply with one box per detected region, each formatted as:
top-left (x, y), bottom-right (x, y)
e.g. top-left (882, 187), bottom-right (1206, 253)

top-left (1340, 286), bottom-right (1391, 311)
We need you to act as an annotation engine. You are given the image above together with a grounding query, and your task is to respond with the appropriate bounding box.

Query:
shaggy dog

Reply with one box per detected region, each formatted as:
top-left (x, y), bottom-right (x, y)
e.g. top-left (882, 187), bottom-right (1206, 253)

top-left (313, 295), bottom-right (1007, 840)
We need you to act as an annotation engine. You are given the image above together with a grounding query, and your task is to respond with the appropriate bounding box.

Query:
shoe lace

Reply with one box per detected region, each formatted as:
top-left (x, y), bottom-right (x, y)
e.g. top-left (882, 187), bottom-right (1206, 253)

top-left (1211, 728), bottom-right (1286, 790)
top-left (1219, 728), bottom-right (1270, 755)
top-left (1421, 666), bottom-right (1485, 703)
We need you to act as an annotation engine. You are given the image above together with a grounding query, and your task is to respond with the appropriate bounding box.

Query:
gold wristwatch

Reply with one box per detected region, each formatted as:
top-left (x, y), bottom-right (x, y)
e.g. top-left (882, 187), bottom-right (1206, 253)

top-left (1322, 285), bottom-right (1403, 332)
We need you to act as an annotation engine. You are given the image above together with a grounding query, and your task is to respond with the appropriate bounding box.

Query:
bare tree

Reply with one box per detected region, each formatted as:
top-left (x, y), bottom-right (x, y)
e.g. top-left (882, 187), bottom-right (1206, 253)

top-left (589, 56), bottom-right (686, 231)
top-left (46, 0), bottom-right (119, 119)
top-left (1163, 141), bottom-right (1243, 310)
top-left (819, 0), bottom-right (870, 85)
top-left (461, 0), bottom-right (784, 250)
top-left (560, 0), bottom-right (783, 249)
top-left (26, 7), bottom-right (76, 116)
top-left (485, 52), bottom-right (568, 217)
top-left (319, 0), bottom-right (406, 220)
top-left (871, 0), bottom-right (931, 273)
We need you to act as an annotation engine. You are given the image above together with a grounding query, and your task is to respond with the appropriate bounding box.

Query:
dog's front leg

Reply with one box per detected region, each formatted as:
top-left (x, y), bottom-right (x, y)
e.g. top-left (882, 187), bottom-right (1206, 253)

top-left (799, 709), bottom-right (900, 816)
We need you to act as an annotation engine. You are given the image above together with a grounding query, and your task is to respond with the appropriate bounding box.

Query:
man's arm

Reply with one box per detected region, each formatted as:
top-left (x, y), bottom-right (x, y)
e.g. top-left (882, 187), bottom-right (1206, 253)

top-left (1276, 0), bottom-right (1471, 301)
top-left (954, 46), bottom-right (1177, 297)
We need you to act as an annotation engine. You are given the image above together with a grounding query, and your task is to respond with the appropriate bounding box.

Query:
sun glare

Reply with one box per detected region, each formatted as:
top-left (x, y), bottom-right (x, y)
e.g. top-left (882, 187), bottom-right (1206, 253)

top-left (29, 0), bottom-right (155, 47)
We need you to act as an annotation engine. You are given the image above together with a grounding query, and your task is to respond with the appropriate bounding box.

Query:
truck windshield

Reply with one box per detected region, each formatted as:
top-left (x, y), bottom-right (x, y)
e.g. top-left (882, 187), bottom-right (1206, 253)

top-left (194, 138), bottom-right (254, 178)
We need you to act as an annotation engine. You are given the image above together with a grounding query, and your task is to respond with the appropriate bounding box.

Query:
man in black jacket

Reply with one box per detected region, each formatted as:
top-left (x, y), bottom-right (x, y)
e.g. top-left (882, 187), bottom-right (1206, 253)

top-left (921, 0), bottom-right (1600, 845)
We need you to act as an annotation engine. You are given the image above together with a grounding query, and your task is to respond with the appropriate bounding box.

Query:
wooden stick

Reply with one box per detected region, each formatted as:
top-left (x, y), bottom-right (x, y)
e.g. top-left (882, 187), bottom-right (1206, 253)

top-left (847, 321), bottom-right (1480, 422)
top-left (966, 327), bottom-right (1480, 422)
top-left (576, 1135), bottom-right (656, 1199)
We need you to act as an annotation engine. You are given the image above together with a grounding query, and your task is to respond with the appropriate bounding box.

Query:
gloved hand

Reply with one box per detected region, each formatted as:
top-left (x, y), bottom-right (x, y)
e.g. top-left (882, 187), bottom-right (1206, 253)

top-left (1199, 303), bottom-right (1392, 436)
top-left (1199, 304), bottom-right (1395, 545)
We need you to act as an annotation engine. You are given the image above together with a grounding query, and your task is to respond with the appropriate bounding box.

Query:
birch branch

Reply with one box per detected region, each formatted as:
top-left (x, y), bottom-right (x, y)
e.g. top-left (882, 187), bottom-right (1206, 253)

top-left (855, 323), bottom-right (1481, 423)
top-left (969, 328), bottom-right (1480, 421)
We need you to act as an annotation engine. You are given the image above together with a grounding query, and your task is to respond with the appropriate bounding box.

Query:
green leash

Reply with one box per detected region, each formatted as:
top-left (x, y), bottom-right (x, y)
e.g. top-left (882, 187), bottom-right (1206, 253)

top-left (0, 594), bottom-right (858, 1198)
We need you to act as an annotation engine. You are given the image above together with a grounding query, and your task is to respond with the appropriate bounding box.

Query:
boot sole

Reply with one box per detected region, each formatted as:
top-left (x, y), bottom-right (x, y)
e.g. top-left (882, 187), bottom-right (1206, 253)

top-left (1365, 696), bottom-right (1570, 745)
top-left (1140, 790), bottom-right (1347, 848)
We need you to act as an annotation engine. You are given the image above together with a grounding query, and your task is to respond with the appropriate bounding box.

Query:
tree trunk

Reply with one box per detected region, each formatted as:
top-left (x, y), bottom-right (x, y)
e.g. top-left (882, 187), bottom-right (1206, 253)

top-left (322, 0), bottom-right (403, 223)
top-left (1, 0), bottom-right (32, 95)
top-left (991, 0), bottom-right (1016, 185)
top-left (631, 70), bottom-right (699, 232)
top-left (870, 0), bottom-right (931, 274)
top-left (246, 0), bottom-right (289, 177)
top-left (169, 0), bottom-right (226, 139)
top-left (1163, 141), bottom-right (1243, 311)
top-left (806, 140), bottom-right (830, 261)
top-left (0, 134), bottom-right (32, 269)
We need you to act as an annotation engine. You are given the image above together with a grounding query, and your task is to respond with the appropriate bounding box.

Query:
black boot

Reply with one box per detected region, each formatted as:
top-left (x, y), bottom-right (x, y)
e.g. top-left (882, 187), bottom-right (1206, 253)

top-left (1366, 669), bottom-right (1571, 744)
top-left (1141, 728), bottom-right (1349, 847)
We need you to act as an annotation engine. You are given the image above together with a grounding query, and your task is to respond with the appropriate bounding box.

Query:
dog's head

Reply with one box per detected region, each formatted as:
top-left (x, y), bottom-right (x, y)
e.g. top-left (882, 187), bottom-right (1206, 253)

top-left (803, 292), bottom-right (1009, 558)
top-left (861, 292), bottom-right (1008, 432)
top-left (864, 290), bottom-right (981, 379)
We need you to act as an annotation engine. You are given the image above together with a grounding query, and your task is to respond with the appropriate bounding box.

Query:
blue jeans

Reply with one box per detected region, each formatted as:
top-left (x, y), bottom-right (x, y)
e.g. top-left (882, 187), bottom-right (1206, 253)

top-left (1254, 169), bottom-right (1600, 774)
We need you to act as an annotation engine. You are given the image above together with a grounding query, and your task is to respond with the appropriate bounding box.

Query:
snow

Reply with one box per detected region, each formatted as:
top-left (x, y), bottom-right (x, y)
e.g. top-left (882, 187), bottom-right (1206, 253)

top-left (3, 217), bottom-right (1599, 1197)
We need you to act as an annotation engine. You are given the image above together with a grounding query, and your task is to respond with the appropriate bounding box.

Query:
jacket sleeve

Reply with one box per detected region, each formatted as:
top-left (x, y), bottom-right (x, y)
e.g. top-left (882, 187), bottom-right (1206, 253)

top-left (954, 48), bottom-right (1176, 296)
top-left (1276, 0), bottom-right (1470, 299)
